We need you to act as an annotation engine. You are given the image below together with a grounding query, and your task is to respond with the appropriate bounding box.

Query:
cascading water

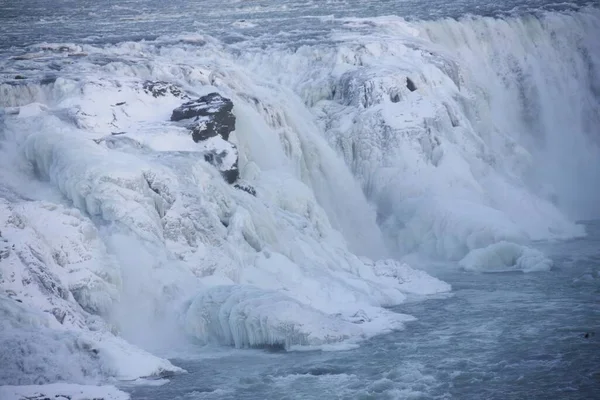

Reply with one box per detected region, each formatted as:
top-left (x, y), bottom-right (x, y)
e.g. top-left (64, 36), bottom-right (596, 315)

top-left (239, 7), bottom-right (599, 262)
top-left (0, 1), bottom-right (598, 399)
top-left (419, 10), bottom-right (600, 220)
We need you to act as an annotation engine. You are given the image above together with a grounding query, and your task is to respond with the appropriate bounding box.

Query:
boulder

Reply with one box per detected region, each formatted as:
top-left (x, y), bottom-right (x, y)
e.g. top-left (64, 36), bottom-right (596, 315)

top-left (406, 77), bottom-right (417, 92)
top-left (171, 93), bottom-right (236, 141)
top-left (171, 93), bottom-right (240, 184)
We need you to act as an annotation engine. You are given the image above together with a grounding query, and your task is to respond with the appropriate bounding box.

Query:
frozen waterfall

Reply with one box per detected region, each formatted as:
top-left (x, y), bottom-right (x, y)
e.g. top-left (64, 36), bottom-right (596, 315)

top-left (0, 4), bottom-right (598, 394)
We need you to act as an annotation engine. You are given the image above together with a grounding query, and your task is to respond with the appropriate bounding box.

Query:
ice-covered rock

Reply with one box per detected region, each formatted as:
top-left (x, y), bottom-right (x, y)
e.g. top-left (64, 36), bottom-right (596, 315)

top-left (459, 241), bottom-right (553, 273)
top-left (183, 285), bottom-right (362, 349)
top-left (171, 92), bottom-right (236, 142)
top-left (1, 78), bottom-right (449, 365)
top-left (0, 197), bottom-right (183, 386)
top-left (370, 259), bottom-right (451, 294)
top-left (0, 295), bottom-right (183, 385)
top-left (202, 138), bottom-right (239, 184)
top-left (142, 80), bottom-right (186, 99)
top-left (170, 93), bottom-right (239, 183)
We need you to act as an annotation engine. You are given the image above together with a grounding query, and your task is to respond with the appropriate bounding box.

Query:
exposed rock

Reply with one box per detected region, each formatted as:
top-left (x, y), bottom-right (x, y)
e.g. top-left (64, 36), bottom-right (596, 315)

top-left (191, 120), bottom-right (220, 142)
top-left (204, 145), bottom-right (239, 184)
top-left (171, 93), bottom-right (235, 141)
top-left (40, 76), bottom-right (57, 85)
top-left (406, 77), bottom-right (417, 92)
top-left (0, 231), bottom-right (10, 260)
top-left (142, 80), bottom-right (185, 98)
top-left (234, 182), bottom-right (256, 196)
top-left (170, 93), bottom-right (240, 184)
top-left (221, 167), bottom-right (239, 185)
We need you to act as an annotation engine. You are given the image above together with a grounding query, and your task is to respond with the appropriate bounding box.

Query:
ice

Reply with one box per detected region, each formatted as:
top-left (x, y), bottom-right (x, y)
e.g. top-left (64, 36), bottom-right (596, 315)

top-left (459, 242), bottom-right (553, 273)
top-left (183, 285), bottom-right (362, 349)
top-left (0, 383), bottom-right (129, 400)
top-left (239, 9), bottom-right (595, 261)
top-left (1, 4), bottom-right (598, 391)
top-left (0, 198), bottom-right (183, 385)
top-left (0, 36), bottom-right (449, 384)
top-left (0, 296), bottom-right (182, 385)
top-left (369, 259), bottom-right (451, 295)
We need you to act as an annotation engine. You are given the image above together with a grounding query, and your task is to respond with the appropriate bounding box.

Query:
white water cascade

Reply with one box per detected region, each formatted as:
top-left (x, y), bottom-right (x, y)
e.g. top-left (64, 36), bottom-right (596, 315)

top-left (0, 5), bottom-right (598, 397)
top-left (239, 8), bottom-right (599, 262)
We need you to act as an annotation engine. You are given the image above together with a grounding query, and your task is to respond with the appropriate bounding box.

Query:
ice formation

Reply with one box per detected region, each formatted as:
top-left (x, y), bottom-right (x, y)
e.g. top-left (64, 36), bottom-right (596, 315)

top-left (0, 39), bottom-right (449, 389)
top-left (459, 241), bottom-right (553, 273)
top-left (1, 4), bottom-right (598, 395)
top-left (241, 10), bottom-right (597, 263)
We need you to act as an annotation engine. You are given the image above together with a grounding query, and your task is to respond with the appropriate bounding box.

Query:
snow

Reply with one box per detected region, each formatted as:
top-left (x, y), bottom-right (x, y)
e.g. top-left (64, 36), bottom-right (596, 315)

top-left (0, 383), bottom-right (129, 400)
top-left (238, 9), bottom-right (596, 263)
top-left (0, 199), bottom-right (183, 385)
top-left (1, 3), bottom-right (598, 392)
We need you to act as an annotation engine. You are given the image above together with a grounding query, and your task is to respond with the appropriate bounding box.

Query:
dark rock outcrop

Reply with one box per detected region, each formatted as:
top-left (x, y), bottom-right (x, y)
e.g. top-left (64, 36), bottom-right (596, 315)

top-left (406, 77), bottom-right (417, 92)
top-left (221, 162), bottom-right (239, 184)
top-left (171, 93), bottom-right (240, 184)
top-left (204, 148), bottom-right (239, 184)
top-left (234, 182), bottom-right (256, 196)
top-left (0, 231), bottom-right (10, 260)
top-left (171, 93), bottom-right (236, 141)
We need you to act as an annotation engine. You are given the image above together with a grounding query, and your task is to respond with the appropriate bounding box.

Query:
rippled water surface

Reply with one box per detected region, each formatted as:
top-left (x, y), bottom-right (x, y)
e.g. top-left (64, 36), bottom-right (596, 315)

top-left (126, 221), bottom-right (600, 399)
top-left (1, 0), bottom-right (598, 49)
